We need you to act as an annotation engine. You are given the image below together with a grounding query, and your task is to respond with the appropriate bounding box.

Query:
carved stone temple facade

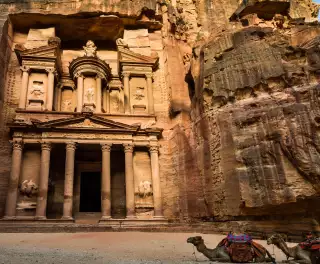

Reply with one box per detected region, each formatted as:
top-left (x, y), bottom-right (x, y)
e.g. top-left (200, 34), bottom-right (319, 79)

top-left (1, 0), bottom-right (320, 233)
top-left (1, 25), bottom-right (167, 224)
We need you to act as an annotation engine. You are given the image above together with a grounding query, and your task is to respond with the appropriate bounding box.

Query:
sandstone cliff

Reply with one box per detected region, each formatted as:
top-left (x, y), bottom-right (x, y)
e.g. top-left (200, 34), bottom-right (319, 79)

top-left (0, 0), bottom-right (320, 235)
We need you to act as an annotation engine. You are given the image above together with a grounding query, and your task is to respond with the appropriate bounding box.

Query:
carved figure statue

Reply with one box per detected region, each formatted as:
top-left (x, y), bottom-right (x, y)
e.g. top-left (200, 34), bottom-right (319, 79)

top-left (30, 81), bottom-right (44, 99)
top-left (187, 236), bottom-right (275, 263)
top-left (138, 180), bottom-right (152, 198)
top-left (62, 99), bottom-right (72, 111)
top-left (83, 40), bottom-right (97, 57)
top-left (85, 87), bottom-right (95, 103)
top-left (267, 234), bottom-right (312, 264)
top-left (19, 180), bottom-right (38, 198)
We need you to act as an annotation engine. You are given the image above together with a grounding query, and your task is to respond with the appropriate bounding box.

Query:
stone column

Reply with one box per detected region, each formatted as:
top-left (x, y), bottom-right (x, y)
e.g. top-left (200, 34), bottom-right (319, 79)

top-left (122, 72), bottom-right (131, 114)
top-left (4, 140), bottom-right (23, 219)
top-left (35, 142), bottom-right (52, 220)
top-left (76, 75), bottom-right (84, 112)
top-left (46, 68), bottom-right (55, 111)
top-left (19, 66), bottom-right (30, 109)
top-left (146, 73), bottom-right (155, 114)
top-left (103, 88), bottom-right (108, 113)
top-left (101, 143), bottom-right (112, 219)
top-left (56, 86), bottom-right (62, 111)
top-left (149, 145), bottom-right (164, 218)
top-left (124, 144), bottom-right (136, 218)
top-left (96, 76), bottom-right (102, 113)
top-left (62, 142), bottom-right (76, 220)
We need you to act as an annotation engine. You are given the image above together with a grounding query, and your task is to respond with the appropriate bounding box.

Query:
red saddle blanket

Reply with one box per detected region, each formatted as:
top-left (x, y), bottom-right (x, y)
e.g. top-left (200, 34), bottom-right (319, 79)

top-left (218, 236), bottom-right (267, 262)
top-left (299, 238), bottom-right (320, 251)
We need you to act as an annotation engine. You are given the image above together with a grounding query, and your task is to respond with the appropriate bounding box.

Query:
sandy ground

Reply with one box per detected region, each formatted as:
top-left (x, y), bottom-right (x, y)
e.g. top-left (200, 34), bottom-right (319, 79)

top-left (0, 232), bottom-right (296, 264)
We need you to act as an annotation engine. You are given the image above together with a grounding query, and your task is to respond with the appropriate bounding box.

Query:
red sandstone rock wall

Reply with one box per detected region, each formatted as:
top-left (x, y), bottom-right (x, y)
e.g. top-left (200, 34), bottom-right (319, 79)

top-left (1, 0), bottom-right (320, 225)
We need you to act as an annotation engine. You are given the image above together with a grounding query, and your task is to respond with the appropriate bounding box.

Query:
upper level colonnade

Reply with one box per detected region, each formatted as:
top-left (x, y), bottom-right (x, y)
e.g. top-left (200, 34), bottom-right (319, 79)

top-left (15, 38), bottom-right (159, 115)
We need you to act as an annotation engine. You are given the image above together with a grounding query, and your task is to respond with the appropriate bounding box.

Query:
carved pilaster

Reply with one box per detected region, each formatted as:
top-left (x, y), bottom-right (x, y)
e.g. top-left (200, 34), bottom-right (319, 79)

top-left (122, 72), bottom-right (131, 114)
top-left (46, 68), bottom-right (56, 111)
top-left (149, 144), bottom-right (164, 218)
top-left (19, 67), bottom-right (30, 109)
top-left (146, 72), bottom-right (155, 114)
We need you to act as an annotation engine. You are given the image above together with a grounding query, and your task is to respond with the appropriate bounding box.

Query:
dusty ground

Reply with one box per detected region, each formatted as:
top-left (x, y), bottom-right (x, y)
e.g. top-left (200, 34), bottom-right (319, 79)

top-left (0, 232), bottom-right (294, 264)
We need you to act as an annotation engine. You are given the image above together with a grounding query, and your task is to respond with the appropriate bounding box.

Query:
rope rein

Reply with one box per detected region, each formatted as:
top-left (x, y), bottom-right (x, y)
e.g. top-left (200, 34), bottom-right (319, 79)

top-left (192, 245), bottom-right (198, 262)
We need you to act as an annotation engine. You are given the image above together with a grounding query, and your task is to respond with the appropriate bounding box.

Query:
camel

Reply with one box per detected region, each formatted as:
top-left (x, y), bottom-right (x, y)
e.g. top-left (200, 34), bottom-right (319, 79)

top-left (267, 234), bottom-right (312, 264)
top-left (187, 236), bottom-right (231, 262)
top-left (187, 236), bottom-right (275, 263)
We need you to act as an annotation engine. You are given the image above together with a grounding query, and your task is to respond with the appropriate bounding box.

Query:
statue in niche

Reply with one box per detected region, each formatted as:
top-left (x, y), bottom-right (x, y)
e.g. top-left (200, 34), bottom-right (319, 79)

top-left (62, 99), bottom-right (72, 111)
top-left (85, 87), bottom-right (95, 103)
top-left (30, 81), bottom-right (44, 99)
top-left (83, 40), bottom-right (97, 57)
top-left (138, 180), bottom-right (152, 198)
top-left (134, 87), bottom-right (145, 100)
top-left (19, 180), bottom-right (38, 198)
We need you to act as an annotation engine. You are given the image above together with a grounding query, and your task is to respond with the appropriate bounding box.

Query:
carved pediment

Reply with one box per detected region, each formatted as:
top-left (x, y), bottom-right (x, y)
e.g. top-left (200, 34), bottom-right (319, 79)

top-left (15, 44), bottom-right (60, 63)
top-left (118, 46), bottom-right (159, 69)
top-left (36, 115), bottom-right (139, 132)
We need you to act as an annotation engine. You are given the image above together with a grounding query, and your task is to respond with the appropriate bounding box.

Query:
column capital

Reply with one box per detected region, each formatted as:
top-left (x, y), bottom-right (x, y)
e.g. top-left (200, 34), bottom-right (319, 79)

top-left (123, 143), bottom-right (134, 153)
top-left (122, 72), bottom-right (130, 78)
top-left (149, 145), bottom-right (159, 153)
top-left (41, 142), bottom-right (52, 151)
top-left (45, 68), bottom-right (56, 74)
top-left (145, 72), bottom-right (153, 79)
top-left (20, 66), bottom-right (30, 73)
top-left (101, 143), bottom-right (112, 152)
top-left (66, 141), bottom-right (77, 151)
top-left (10, 140), bottom-right (23, 151)
top-left (75, 72), bottom-right (84, 79)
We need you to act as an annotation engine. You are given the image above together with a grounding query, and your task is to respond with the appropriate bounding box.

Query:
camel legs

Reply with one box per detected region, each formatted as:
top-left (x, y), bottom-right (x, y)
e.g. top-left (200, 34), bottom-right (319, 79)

top-left (209, 257), bottom-right (231, 262)
top-left (282, 260), bottom-right (311, 264)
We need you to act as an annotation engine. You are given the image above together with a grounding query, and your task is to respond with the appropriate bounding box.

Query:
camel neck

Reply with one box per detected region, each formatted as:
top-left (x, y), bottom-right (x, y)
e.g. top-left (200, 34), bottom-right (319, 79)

top-left (197, 243), bottom-right (214, 259)
top-left (276, 239), bottom-right (294, 258)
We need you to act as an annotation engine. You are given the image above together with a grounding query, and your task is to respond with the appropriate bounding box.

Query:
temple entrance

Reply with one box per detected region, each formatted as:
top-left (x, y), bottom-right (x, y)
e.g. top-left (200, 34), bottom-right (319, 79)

top-left (111, 149), bottom-right (126, 219)
top-left (80, 172), bottom-right (101, 212)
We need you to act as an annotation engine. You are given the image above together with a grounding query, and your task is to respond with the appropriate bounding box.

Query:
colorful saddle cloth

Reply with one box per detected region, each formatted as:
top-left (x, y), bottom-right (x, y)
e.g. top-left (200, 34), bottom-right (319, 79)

top-left (299, 238), bottom-right (320, 251)
top-left (227, 234), bottom-right (253, 243)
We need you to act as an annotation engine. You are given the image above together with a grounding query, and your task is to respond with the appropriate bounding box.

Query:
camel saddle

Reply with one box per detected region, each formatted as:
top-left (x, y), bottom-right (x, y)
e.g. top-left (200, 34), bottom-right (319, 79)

top-left (299, 237), bottom-right (320, 251)
top-left (218, 234), bottom-right (266, 263)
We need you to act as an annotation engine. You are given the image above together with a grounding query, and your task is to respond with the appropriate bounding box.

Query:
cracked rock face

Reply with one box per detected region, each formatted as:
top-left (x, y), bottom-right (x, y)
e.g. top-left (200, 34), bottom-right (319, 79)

top-left (0, 0), bottom-right (320, 229)
top-left (189, 17), bottom-right (320, 219)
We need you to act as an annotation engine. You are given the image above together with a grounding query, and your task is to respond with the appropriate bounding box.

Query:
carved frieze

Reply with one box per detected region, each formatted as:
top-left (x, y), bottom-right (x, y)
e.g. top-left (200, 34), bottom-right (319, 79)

top-left (41, 132), bottom-right (132, 140)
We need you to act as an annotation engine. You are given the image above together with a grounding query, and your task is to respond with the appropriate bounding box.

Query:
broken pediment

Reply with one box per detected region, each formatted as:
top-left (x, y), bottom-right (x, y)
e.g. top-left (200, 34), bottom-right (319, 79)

top-left (118, 45), bottom-right (159, 70)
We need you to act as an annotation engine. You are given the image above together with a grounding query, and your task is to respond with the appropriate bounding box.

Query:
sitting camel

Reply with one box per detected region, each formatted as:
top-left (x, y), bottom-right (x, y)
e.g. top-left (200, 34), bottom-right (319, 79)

top-left (187, 236), bottom-right (231, 262)
top-left (187, 236), bottom-right (275, 262)
top-left (267, 233), bottom-right (311, 264)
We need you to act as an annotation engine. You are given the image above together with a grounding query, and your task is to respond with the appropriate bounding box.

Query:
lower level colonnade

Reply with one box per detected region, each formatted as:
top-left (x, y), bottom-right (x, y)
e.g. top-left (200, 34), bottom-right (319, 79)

top-left (3, 140), bottom-right (164, 221)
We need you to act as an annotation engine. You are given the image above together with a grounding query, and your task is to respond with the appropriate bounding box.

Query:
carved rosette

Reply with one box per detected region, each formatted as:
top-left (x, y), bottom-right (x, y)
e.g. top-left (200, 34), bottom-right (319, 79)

top-left (101, 143), bottom-right (112, 152)
top-left (66, 141), bottom-right (77, 151)
top-left (41, 142), bottom-right (52, 151)
top-left (123, 144), bottom-right (134, 153)
top-left (149, 145), bottom-right (159, 153)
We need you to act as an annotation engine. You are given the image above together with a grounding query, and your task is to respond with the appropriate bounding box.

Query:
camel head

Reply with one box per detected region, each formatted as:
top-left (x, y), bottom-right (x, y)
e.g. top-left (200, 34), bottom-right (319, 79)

top-left (187, 236), bottom-right (204, 246)
top-left (267, 233), bottom-right (285, 246)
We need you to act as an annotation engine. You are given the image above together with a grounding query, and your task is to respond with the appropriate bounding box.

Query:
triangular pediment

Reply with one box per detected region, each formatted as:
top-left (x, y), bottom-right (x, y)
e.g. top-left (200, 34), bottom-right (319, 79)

top-left (118, 46), bottom-right (158, 66)
top-left (37, 115), bottom-right (139, 132)
top-left (15, 44), bottom-right (60, 64)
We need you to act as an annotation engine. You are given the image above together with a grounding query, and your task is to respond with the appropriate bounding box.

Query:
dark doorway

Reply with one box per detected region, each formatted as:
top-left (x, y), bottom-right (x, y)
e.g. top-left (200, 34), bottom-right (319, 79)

top-left (80, 172), bottom-right (101, 212)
